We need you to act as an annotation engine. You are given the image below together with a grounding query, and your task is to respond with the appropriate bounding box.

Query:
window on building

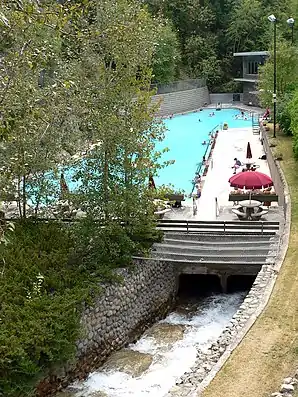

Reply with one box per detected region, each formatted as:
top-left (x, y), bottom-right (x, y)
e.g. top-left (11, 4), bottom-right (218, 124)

top-left (248, 61), bottom-right (258, 74)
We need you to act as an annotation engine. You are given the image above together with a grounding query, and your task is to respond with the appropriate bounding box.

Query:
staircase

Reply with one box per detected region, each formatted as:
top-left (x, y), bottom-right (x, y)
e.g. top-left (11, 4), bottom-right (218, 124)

top-left (252, 112), bottom-right (260, 135)
top-left (150, 220), bottom-right (280, 267)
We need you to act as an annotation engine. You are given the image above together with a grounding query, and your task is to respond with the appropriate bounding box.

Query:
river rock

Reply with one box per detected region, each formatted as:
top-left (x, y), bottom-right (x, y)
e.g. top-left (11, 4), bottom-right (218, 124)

top-left (89, 392), bottom-right (109, 397)
top-left (283, 377), bottom-right (293, 384)
top-left (280, 384), bottom-right (294, 393)
top-left (144, 323), bottom-right (185, 344)
top-left (101, 349), bottom-right (153, 377)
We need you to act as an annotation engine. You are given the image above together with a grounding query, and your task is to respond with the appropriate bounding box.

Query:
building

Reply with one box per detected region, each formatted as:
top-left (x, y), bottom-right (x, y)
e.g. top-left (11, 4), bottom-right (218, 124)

top-left (233, 51), bottom-right (269, 106)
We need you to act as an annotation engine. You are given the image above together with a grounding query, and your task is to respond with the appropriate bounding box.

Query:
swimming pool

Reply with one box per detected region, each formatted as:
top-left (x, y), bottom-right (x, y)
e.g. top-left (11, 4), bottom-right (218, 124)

top-left (154, 108), bottom-right (252, 195)
top-left (34, 108), bottom-right (252, 205)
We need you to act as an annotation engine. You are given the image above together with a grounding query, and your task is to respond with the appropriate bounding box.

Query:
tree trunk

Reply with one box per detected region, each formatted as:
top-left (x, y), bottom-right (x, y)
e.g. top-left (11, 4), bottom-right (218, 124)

top-left (22, 174), bottom-right (26, 219)
top-left (17, 176), bottom-right (22, 218)
top-left (123, 153), bottom-right (131, 225)
top-left (103, 147), bottom-right (109, 221)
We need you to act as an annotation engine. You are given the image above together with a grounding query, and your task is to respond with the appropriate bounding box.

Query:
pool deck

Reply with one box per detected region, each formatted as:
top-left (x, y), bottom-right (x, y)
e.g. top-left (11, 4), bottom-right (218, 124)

top-left (164, 105), bottom-right (282, 223)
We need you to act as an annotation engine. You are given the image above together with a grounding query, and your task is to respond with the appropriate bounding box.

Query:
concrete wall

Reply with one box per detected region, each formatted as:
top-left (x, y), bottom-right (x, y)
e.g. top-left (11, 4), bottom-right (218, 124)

top-left (210, 93), bottom-right (243, 104)
top-left (151, 86), bottom-right (210, 116)
top-left (179, 263), bottom-right (261, 293)
top-left (261, 125), bottom-right (286, 212)
top-left (243, 82), bottom-right (259, 107)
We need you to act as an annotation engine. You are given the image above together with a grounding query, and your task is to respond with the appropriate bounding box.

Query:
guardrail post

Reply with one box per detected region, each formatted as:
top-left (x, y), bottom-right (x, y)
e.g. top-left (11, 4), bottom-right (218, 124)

top-left (187, 221), bottom-right (189, 234)
top-left (224, 221), bottom-right (226, 234)
top-left (261, 221), bottom-right (264, 235)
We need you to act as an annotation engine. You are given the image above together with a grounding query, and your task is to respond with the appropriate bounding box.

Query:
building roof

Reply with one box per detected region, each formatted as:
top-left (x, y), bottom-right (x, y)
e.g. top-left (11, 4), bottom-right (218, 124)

top-left (233, 51), bottom-right (270, 57)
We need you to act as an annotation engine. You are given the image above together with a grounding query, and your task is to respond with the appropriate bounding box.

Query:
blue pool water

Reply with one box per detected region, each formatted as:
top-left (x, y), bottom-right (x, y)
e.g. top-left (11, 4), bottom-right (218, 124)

top-left (36, 108), bottom-right (252, 204)
top-left (155, 108), bottom-right (252, 194)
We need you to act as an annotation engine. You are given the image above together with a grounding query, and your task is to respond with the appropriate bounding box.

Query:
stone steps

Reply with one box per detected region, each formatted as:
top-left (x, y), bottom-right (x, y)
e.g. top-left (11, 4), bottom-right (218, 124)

top-left (163, 232), bottom-right (277, 242)
top-left (163, 237), bottom-right (275, 247)
top-left (149, 222), bottom-right (279, 268)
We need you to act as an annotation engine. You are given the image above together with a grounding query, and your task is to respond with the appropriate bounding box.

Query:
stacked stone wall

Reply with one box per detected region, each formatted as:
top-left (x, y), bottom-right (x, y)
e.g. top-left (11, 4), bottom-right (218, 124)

top-left (77, 260), bottom-right (177, 359)
top-left (37, 260), bottom-right (177, 396)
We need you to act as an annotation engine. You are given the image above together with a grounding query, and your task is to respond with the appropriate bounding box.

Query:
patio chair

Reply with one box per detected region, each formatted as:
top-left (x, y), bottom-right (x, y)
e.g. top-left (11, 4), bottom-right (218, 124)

top-left (232, 208), bottom-right (247, 220)
top-left (250, 209), bottom-right (269, 221)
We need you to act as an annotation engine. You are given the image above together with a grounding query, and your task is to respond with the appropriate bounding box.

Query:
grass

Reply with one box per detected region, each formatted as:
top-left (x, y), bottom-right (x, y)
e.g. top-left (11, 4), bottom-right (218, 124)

top-left (201, 131), bottom-right (298, 397)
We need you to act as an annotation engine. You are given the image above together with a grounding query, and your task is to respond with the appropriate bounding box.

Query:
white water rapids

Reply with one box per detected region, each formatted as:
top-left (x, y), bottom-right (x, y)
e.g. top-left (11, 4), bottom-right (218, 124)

top-left (64, 292), bottom-right (245, 397)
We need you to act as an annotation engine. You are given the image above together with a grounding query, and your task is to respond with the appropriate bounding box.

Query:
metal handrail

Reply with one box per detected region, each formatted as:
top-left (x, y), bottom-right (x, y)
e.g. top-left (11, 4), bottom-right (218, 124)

top-left (190, 124), bottom-right (220, 196)
top-left (157, 220), bottom-right (279, 232)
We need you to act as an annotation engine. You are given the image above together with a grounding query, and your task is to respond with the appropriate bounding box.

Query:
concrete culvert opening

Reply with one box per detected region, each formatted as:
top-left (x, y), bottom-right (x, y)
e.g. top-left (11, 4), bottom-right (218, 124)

top-left (178, 274), bottom-right (222, 298)
top-left (227, 275), bottom-right (256, 293)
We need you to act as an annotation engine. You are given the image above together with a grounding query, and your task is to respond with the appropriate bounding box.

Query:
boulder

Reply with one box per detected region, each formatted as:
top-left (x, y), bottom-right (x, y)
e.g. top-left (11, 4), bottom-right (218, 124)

top-left (280, 383), bottom-right (294, 393)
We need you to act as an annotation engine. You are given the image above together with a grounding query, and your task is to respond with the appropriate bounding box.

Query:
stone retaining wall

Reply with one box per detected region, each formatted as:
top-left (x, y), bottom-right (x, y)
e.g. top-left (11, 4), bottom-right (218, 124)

top-left (37, 259), bottom-right (177, 396)
top-left (151, 86), bottom-right (210, 116)
top-left (77, 260), bottom-right (177, 358)
top-left (261, 125), bottom-right (287, 214)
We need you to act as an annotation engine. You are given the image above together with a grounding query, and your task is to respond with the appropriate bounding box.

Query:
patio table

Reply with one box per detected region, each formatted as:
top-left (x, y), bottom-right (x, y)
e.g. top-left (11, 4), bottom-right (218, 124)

top-left (239, 200), bottom-right (262, 220)
top-left (239, 200), bottom-right (262, 208)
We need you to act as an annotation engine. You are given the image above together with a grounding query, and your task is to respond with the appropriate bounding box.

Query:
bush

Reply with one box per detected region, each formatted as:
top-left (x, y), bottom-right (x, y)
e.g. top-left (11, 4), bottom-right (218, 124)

top-left (73, 219), bottom-right (137, 272)
top-left (277, 95), bottom-right (293, 136)
top-left (0, 215), bottom-right (161, 396)
top-left (0, 217), bottom-right (161, 396)
top-left (0, 222), bottom-right (84, 396)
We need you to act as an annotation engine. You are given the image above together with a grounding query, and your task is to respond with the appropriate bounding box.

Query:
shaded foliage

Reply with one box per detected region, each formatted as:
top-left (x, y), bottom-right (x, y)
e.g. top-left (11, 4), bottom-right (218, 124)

top-left (144, 0), bottom-right (298, 90)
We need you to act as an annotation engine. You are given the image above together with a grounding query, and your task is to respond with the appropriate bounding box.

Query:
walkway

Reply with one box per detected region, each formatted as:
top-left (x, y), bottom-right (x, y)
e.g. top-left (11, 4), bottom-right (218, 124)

top-left (164, 120), bottom-right (278, 222)
top-left (196, 125), bottom-right (272, 220)
top-left (200, 133), bottom-right (294, 397)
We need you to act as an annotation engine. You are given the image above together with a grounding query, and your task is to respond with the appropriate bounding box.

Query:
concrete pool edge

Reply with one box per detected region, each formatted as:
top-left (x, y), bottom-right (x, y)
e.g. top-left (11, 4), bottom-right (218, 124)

top-left (158, 103), bottom-right (264, 119)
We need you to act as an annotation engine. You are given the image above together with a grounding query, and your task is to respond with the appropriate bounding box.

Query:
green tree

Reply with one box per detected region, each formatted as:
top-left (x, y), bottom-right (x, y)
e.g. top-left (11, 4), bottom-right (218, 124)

top-left (152, 20), bottom-right (181, 83)
top-left (70, 0), bottom-right (164, 207)
top-left (258, 40), bottom-right (298, 107)
top-left (0, 1), bottom-right (82, 217)
top-left (226, 0), bottom-right (269, 53)
top-left (288, 90), bottom-right (298, 158)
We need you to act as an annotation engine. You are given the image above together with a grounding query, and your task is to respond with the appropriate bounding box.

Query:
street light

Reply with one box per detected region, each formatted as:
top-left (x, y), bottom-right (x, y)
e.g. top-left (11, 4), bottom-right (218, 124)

top-left (268, 14), bottom-right (277, 138)
top-left (287, 17), bottom-right (295, 44)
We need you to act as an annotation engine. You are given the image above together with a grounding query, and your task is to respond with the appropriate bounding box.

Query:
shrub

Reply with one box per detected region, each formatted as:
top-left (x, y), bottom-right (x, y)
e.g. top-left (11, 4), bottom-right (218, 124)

top-left (0, 216), bottom-right (160, 396)
top-left (0, 222), bottom-right (83, 396)
top-left (277, 95), bottom-right (293, 136)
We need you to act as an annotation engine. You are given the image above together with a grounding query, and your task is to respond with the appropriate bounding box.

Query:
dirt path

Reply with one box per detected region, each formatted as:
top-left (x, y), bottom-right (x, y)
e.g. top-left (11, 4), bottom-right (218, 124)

top-left (202, 136), bottom-right (298, 397)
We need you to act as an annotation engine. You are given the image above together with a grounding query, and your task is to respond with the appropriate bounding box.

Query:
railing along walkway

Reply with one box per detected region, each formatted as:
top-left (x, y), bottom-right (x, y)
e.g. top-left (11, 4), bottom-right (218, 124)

top-left (157, 219), bottom-right (279, 235)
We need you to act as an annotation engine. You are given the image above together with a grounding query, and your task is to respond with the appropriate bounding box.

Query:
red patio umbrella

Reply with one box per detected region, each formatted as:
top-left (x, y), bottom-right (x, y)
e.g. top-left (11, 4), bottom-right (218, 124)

top-left (229, 171), bottom-right (273, 189)
top-left (60, 173), bottom-right (69, 195)
top-left (149, 174), bottom-right (156, 189)
top-left (246, 142), bottom-right (252, 159)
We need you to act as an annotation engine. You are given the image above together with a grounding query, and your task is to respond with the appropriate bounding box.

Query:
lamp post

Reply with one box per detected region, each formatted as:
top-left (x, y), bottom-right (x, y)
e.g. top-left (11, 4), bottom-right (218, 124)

top-left (268, 14), bottom-right (277, 138)
top-left (287, 17), bottom-right (295, 44)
